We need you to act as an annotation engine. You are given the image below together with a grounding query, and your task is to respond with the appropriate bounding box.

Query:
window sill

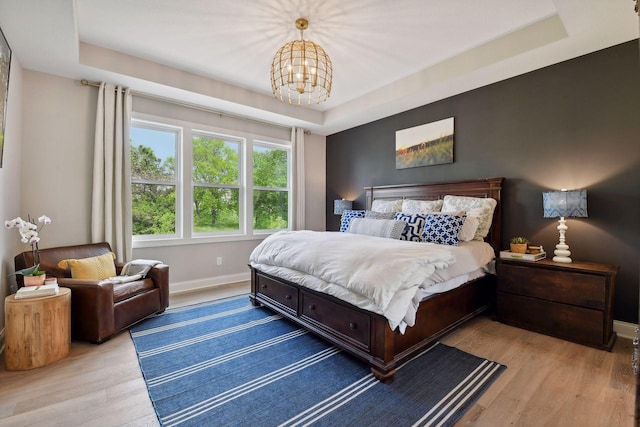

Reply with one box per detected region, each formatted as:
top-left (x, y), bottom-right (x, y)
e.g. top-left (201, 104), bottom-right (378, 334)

top-left (132, 233), bottom-right (270, 249)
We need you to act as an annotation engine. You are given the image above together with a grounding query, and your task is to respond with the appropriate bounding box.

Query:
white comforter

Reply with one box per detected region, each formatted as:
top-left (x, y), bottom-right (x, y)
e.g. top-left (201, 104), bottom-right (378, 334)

top-left (249, 230), bottom-right (456, 331)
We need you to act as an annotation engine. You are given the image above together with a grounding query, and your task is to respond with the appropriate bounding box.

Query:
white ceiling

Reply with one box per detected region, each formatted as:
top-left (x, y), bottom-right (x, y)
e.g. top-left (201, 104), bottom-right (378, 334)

top-left (0, 0), bottom-right (637, 135)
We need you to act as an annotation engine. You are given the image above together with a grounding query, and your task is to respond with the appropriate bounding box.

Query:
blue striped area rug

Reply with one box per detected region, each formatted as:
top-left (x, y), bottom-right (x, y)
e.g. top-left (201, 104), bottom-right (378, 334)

top-left (130, 295), bottom-right (505, 427)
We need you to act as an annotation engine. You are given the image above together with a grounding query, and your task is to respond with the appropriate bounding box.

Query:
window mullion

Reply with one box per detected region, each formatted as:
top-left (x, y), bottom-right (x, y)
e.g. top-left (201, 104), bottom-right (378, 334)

top-left (182, 127), bottom-right (192, 239)
top-left (245, 139), bottom-right (253, 236)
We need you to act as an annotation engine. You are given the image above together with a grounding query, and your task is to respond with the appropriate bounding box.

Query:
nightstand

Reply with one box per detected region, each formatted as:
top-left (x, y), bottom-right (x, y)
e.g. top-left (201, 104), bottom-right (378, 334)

top-left (5, 287), bottom-right (71, 370)
top-left (496, 258), bottom-right (617, 351)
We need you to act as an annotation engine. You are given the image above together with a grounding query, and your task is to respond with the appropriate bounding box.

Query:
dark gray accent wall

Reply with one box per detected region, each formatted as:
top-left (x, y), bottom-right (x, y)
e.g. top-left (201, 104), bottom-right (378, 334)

top-left (326, 40), bottom-right (640, 323)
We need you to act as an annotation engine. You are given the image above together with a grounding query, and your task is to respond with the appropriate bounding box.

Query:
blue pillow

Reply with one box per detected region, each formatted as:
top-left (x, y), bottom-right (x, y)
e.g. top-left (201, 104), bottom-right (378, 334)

top-left (394, 212), bottom-right (427, 242)
top-left (421, 213), bottom-right (467, 246)
top-left (340, 210), bottom-right (365, 232)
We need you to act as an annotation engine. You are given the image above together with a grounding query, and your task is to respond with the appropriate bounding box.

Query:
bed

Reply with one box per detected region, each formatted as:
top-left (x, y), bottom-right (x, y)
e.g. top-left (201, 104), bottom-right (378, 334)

top-left (249, 177), bottom-right (503, 381)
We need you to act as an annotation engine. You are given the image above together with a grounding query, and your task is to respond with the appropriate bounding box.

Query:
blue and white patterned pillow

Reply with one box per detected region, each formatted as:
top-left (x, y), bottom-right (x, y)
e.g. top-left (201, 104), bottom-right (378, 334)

top-left (421, 213), bottom-right (467, 246)
top-left (394, 212), bottom-right (427, 242)
top-left (340, 210), bottom-right (366, 232)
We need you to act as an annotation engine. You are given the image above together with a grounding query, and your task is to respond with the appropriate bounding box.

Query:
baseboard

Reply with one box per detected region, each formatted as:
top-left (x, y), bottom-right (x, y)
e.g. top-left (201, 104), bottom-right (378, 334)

top-left (167, 276), bottom-right (640, 342)
top-left (170, 272), bottom-right (251, 295)
top-left (614, 320), bottom-right (638, 340)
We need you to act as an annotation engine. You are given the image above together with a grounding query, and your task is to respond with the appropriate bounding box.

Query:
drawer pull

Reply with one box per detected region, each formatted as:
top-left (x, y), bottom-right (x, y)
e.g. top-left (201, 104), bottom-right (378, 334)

top-left (349, 322), bottom-right (357, 330)
top-left (308, 304), bottom-right (315, 311)
top-left (260, 284), bottom-right (267, 289)
top-left (285, 295), bottom-right (291, 300)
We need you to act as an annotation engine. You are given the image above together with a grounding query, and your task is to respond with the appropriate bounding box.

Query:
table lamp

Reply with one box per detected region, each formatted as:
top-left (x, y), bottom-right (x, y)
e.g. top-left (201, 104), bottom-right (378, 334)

top-left (333, 199), bottom-right (352, 215)
top-left (543, 189), bottom-right (588, 263)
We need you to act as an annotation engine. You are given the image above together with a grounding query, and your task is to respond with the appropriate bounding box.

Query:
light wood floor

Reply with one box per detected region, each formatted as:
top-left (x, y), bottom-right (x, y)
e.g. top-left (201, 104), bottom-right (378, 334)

top-left (0, 283), bottom-right (635, 426)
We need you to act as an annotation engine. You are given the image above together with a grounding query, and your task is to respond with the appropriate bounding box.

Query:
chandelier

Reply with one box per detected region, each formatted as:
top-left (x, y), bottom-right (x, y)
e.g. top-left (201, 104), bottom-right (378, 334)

top-left (270, 18), bottom-right (333, 105)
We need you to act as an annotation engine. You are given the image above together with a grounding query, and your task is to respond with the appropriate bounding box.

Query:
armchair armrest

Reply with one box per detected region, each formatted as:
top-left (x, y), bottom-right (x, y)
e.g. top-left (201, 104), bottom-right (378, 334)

top-left (146, 263), bottom-right (169, 309)
top-left (57, 279), bottom-right (116, 342)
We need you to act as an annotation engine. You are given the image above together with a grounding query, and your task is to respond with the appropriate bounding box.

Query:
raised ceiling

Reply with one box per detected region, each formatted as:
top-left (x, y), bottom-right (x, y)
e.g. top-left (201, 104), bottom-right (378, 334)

top-left (0, 0), bottom-right (637, 135)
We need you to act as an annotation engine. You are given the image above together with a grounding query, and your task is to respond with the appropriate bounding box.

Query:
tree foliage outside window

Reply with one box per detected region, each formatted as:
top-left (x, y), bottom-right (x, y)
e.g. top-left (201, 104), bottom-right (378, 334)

top-left (130, 126), bottom-right (177, 236)
top-left (130, 117), bottom-right (291, 243)
top-left (253, 144), bottom-right (289, 230)
top-left (192, 135), bottom-right (240, 233)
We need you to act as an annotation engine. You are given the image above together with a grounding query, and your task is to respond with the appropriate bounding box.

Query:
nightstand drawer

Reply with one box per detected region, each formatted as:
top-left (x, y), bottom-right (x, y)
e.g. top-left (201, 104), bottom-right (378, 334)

top-left (498, 292), bottom-right (604, 346)
top-left (498, 264), bottom-right (606, 310)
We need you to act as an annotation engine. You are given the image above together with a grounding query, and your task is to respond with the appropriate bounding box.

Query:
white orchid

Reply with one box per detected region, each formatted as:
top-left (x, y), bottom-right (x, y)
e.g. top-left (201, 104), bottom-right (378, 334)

top-left (5, 214), bottom-right (52, 276)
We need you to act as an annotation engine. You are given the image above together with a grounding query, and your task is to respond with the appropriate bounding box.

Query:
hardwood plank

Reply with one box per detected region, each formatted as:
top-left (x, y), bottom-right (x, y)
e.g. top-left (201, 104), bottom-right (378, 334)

top-left (0, 283), bottom-right (634, 426)
top-left (444, 317), bottom-right (635, 426)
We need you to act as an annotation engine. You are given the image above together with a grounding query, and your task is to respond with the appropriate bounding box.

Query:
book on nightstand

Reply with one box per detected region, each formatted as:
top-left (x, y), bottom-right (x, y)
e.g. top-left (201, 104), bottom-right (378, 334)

top-left (499, 250), bottom-right (546, 262)
top-left (15, 283), bottom-right (60, 299)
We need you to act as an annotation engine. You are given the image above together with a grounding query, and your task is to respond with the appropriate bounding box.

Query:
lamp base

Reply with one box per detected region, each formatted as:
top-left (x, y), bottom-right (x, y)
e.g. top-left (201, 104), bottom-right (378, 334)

top-left (553, 243), bottom-right (572, 263)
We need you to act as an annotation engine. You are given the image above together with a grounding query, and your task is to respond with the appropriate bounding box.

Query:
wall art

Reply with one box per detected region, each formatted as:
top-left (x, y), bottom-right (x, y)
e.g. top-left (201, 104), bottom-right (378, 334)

top-left (395, 117), bottom-right (454, 169)
top-left (0, 25), bottom-right (12, 168)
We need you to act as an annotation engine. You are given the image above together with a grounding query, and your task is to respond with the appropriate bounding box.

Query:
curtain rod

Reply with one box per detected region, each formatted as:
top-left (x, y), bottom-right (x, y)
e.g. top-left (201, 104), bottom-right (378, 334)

top-left (80, 79), bottom-right (299, 133)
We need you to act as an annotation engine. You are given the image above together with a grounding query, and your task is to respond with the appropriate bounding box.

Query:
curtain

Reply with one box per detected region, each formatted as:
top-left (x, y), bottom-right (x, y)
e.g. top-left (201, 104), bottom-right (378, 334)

top-left (91, 83), bottom-right (133, 262)
top-left (292, 127), bottom-right (306, 230)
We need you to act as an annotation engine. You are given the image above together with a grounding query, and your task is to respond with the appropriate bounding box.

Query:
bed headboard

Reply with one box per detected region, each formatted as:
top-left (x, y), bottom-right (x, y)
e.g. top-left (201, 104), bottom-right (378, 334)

top-left (364, 177), bottom-right (504, 253)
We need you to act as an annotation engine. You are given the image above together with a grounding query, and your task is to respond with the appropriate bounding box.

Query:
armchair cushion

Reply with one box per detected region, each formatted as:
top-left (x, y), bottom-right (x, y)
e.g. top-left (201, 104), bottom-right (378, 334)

top-left (57, 252), bottom-right (116, 280)
top-left (113, 279), bottom-right (156, 303)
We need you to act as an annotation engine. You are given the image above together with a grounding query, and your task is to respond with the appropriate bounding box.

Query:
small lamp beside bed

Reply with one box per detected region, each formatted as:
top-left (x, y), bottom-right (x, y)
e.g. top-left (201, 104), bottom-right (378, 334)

top-left (543, 189), bottom-right (588, 263)
top-left (333, 199), bottom-right (353, 215)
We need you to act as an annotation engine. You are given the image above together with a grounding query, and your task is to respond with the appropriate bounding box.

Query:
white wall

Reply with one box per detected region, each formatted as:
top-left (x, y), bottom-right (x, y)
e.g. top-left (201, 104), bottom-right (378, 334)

top-left (1, 56), bottom-right (23, 331)
top-left (13, 70), bottom-right (326, 294)
top-left (21, 71), bottom-right (96, 247)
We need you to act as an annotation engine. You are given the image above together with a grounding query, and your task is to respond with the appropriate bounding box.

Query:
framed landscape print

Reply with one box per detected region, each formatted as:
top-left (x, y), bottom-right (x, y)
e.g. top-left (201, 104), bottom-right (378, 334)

top-left (395, 117), bottom-right (454, 169)
top-left (0, 25), bottom-right (11, 168)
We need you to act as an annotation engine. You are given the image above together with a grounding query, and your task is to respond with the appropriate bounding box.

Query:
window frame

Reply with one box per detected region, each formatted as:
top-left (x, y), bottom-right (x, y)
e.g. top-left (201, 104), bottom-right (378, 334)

top-left (130, 113), bottom-right (292, 249)
top-left (191, 130), bottom-right (244, 238)
top-left (129, 119), bottom-right (182, 242)
top-left (252, 139), bottom-right (292, 235)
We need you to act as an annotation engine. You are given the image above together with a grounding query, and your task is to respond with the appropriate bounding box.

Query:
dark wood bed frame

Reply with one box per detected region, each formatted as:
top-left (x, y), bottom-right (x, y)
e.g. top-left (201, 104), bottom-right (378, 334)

top-left (249, 177), bottom-right (504, 381)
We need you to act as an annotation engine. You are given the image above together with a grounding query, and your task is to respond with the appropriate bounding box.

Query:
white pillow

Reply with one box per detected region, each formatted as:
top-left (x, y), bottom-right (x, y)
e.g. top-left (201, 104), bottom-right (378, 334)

top-left (442, 195), bottom-right (497, 241)
top-left (370, 199), bottom-right (402, 214)
top-left (401, 199), bottom-right (443, 214)
top-left (347, 218), bottom-right (407, 239)
top-left (459, 215), bottom-right (480, 242)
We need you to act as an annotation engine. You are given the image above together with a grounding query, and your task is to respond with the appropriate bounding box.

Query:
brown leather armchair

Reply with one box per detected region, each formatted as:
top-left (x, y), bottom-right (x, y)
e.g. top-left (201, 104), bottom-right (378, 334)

top-left (14, 242), bottom-right (169, 343)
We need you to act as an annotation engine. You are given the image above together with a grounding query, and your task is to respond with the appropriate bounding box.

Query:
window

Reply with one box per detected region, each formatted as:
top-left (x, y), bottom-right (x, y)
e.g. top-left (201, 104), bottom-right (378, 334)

top-left (253, 142), bottom-right (290, 231)
top-left (130, 116), bottom-right (291, 246)
top-left (192, 132), bottom-right (241, 234)
top-left (130, 123), bottom-right (180, 238)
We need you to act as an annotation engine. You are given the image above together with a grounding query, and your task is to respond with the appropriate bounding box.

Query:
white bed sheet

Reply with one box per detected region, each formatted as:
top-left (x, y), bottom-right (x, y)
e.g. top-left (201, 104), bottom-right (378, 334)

top-left (251, 236), bottom-right (495, 333)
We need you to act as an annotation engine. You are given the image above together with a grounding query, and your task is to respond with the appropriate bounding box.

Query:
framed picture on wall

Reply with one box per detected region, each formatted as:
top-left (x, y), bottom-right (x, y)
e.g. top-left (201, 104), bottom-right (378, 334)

top-left (0, 25), bottom-right (12, 168)
top-left (395, 117), bottom-right (454, 169)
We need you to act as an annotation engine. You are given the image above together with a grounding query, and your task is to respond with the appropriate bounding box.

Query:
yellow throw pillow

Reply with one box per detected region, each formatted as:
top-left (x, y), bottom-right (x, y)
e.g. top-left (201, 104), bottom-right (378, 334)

top-left (57, 252), bottom-right (116, 280)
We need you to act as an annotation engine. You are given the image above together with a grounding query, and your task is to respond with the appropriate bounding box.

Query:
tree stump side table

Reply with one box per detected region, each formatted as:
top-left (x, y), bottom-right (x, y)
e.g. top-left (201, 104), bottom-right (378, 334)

top-left (4, 287), bottom-right (71, 370)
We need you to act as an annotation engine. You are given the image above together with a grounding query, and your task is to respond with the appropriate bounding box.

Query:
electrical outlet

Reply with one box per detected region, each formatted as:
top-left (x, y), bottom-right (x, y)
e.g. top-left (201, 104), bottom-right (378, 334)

top-left (217, 257), bottom-right (222, 265)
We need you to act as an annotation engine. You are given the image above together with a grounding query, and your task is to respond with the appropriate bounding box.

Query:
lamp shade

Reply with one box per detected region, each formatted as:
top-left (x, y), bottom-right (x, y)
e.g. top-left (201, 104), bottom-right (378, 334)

top-left (543, 190), bottom-right (588, 218)
top-left (333, 199), bottom-right (352, 215)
